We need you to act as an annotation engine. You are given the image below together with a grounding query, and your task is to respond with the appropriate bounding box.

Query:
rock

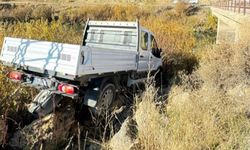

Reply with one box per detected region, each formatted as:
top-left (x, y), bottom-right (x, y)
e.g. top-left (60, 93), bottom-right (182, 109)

top-left (9, 103), bottom-right (76, 149)
top-left (108, 118), bottom-right (136, 150)
top-left (9, 114), bottom-right (54, 149)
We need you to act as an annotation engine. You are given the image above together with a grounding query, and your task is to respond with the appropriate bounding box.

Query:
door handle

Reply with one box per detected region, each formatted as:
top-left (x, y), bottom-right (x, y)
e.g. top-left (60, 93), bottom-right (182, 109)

top-left (140, 55), bottom-right (144, 58)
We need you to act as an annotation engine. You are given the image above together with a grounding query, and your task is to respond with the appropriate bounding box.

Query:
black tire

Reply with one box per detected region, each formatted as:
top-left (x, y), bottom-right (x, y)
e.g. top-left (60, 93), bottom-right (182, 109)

top-left (96, 83), bottom-right (116, 115)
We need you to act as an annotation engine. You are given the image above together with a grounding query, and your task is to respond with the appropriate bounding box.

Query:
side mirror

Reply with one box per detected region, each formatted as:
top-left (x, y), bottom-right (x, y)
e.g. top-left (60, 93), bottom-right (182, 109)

top-left (152, 48), bottom-right (162, 58)
top-left (159, 48), bottom-right (162, 53)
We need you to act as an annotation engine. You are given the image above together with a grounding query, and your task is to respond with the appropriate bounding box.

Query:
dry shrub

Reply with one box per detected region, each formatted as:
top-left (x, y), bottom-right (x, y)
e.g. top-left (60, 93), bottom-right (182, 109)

top-left (134, 85), bottom-right (167, 150)
top-left (1, 20), bottom-right (81, 44)
top-left (239, 21), bottom-right (250, 44)
top-left (0, 5), bottom-right (54, 22)
top-left (59, 4), bottom-right (149, 24)
top-left (193, 10), bottom-right (217, 48)
top-left (141, 16), bottom-right (196, 53)
top-left (0, 66), bottom-right (32, 114)
top-left (11, 6), bottom-right (33, 22)
top-left (198, 44), bottom-right (249, 90)
top-left (165, 43), bottom-right (250, 148)
top-left (111, 5), bottom-right (134, 20)
top-left (111, 5), bottom-right (149, 21)
top-left (0, 6), bottom-right (33, 22)
top-left (108, 118), bottom-right (136, 150)
top-left (0, 65), bottom-right (33, 145)
top-left (166, 86), bottom-right (250, 149)
top-left (59, 5), bottom-right (113, 24)
top-left (132, 43), bottom-right (250, 149)
top-left (31, 5), bottom-right (53, 21)
top-left (141, 15), bottom-right (198, 77)
top-left (174, 1), bottom-right (190, 17)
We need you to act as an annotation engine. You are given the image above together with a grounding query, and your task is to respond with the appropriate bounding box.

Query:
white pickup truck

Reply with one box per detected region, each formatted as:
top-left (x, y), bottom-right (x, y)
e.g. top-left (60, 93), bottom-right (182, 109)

top-left (0, 20), bottom-right (162, 116)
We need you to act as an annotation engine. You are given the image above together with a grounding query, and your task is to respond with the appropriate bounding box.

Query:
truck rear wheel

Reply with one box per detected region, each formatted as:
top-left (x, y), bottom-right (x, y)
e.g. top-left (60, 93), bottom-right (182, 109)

top-left (96, 83), bottom-right (116, 115)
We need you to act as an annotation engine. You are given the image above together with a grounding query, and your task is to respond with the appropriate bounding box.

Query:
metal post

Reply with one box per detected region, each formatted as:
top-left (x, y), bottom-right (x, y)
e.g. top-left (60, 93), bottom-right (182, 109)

top-left (238, 0), bottom-right (241, 13)
top-left (231, 0), bottom-right (233, 11)
top-left (229, 0), bottom-right (231, 10)
top-left (244, 0), bottom-right (246, 14)
top-left (230, 0), bottom-right (232, 10)
top-left (249, 0), bottom-right (250, 12)
top-left (234, 0), bottom-right (237, 12)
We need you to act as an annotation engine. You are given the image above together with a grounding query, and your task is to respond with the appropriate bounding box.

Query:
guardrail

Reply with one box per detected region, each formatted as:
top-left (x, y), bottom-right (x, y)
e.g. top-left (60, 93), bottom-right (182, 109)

top-left (213, 0), bottom-right (250, 15)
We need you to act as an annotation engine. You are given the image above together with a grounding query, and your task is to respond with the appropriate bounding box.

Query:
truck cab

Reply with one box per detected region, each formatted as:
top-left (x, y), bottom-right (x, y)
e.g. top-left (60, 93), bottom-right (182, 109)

top-left (81, 21), bottom-right (162, 75)
top-left (138, 27), bottom-right (162, 72)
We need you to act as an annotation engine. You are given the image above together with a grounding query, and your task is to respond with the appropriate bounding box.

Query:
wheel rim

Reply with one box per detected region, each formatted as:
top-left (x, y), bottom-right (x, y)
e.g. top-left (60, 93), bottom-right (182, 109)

top-left (100, 88), bottom-right (114, 109)
top-left (96, 83), bottom-right (116, 115)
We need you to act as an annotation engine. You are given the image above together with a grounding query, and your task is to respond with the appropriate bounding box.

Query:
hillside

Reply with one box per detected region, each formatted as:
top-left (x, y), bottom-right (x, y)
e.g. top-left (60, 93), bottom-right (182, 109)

top-left (0, 1), bottom-right (250, 150)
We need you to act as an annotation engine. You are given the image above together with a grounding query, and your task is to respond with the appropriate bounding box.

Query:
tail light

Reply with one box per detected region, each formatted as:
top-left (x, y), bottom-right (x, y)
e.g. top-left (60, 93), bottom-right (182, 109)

top-left (8, 71), bottom-right (23, 81)
top-left (58, 84), bottom-right (75, 94)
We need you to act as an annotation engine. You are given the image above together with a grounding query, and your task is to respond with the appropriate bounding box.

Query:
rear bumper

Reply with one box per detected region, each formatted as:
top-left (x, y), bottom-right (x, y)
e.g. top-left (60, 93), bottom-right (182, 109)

top-left (52, 91), bottom-right (78, 99)
top-left (9, 71), bottom-right (79, 99)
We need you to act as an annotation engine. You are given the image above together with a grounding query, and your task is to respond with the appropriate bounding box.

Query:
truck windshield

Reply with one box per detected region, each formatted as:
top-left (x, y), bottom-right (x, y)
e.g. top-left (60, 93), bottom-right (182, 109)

top-left (85, 27), bottom-right (137, 51)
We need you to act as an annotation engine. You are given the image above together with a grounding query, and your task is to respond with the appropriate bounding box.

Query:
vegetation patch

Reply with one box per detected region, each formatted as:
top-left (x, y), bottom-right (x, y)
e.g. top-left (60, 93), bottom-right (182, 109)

top-left (129, 43), bottom-right (250, 150)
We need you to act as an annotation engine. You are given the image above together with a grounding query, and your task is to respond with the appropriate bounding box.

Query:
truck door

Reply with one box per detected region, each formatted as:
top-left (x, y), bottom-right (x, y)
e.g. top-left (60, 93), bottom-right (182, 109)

top-left (138, 29), bottom-right (150, 72)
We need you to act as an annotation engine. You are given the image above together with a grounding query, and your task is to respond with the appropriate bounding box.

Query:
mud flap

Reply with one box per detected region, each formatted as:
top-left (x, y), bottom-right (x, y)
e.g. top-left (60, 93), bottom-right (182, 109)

top-left (28, 90), bottom-right (62, 117)
top-left (83, 88), bottom-right (100, 108)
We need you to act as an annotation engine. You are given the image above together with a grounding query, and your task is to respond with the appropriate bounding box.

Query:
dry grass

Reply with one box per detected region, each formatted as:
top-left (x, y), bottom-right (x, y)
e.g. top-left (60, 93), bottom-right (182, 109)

top-left (174, 1), bottom-right (190, 17)
top-left (164, 56), bottom-right (250, 149)
top-left (1, 20), bottom-right (81, 45)
top-left (239, 21), bottom-right (250, 45)
top-left (134, 85), bottom-right (167, 150)
top-left (124, 42), bottom-right (250, 150)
